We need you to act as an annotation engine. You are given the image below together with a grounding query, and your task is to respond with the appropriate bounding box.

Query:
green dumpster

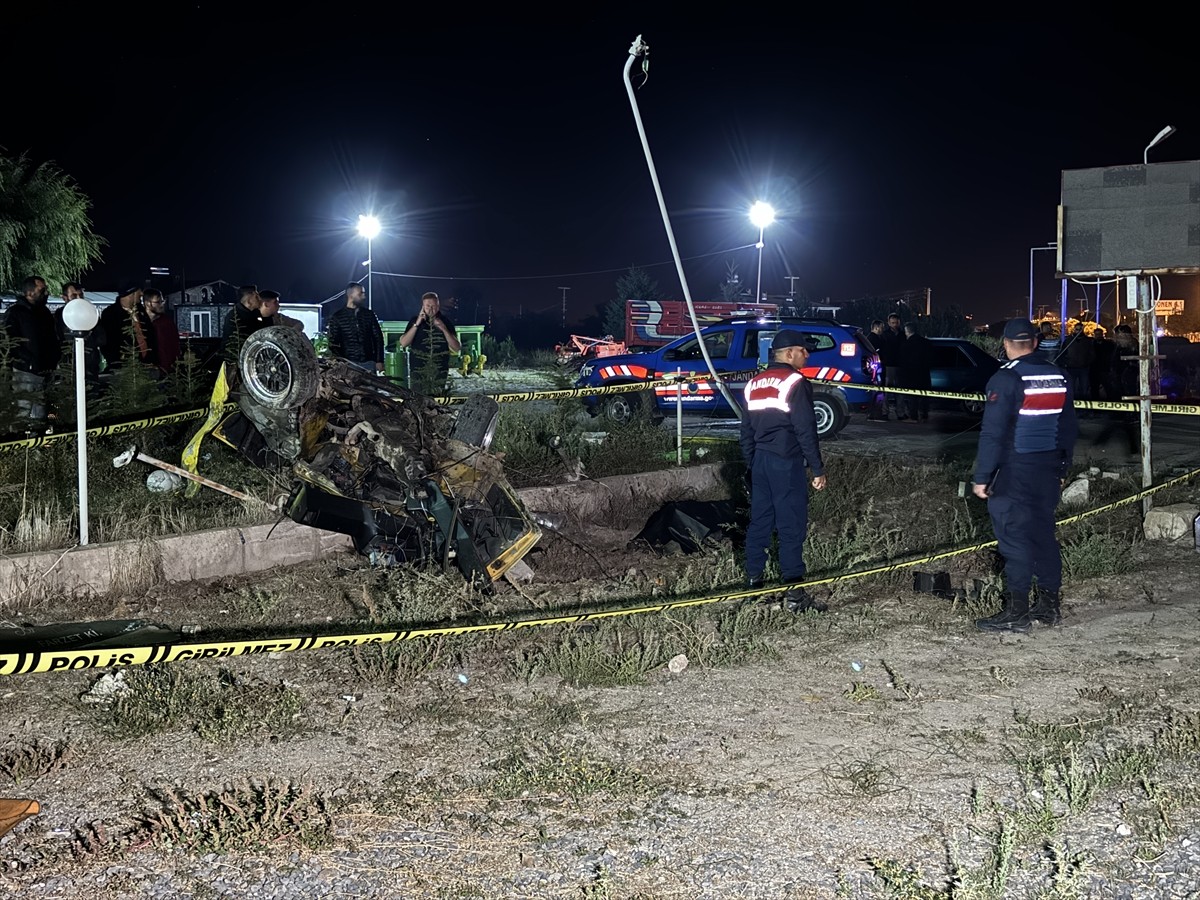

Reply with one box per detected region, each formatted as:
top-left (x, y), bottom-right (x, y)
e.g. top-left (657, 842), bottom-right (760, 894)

top-left (379, 321), bottom-right (486, 378)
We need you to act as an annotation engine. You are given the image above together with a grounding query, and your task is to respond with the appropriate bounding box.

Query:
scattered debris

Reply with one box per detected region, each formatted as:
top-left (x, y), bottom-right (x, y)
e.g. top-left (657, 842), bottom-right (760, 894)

top-left (667, 654), bottom-right (688, 674)
top-left (0, 799), bottom-right (39, 839)
top-left (633, 501), bottom-right (738, 555)
top-left (913, 571), bottom-right (952, 599)
top-left (80, 671), bottom-right (129, 705)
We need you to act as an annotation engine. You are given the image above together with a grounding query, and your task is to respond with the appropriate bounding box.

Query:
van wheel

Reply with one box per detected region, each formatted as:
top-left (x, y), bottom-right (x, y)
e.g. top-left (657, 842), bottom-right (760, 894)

top-left (601, 389), bottom-right (661, 426)
top-left (812, 391), bottom-right (849, 437)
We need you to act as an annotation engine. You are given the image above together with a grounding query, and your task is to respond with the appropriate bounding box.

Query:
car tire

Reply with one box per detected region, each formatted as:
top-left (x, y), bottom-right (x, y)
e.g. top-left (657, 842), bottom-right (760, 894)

top-left (600, 389), bottom-right (661, 426)
top-left (962, 399), bottom-right (986, 415)
top-left (240, 326), bottom-right (320, 410)
top-left (812, 391), bottom-right (849, 437)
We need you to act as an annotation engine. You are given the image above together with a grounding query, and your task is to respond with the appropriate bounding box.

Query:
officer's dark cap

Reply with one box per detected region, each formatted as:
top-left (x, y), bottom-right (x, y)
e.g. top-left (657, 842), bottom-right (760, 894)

top-left (1003, 318), bottom-right (1038, 341)
top-left (771, 330), bottom-right (816, 351)
top-left (117, 283), bottom-right (141, 298)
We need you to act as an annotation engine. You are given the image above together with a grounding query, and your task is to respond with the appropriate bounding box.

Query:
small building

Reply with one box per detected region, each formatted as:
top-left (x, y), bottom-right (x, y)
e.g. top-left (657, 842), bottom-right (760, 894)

top-left (166, 280), bottom-right (239, 338)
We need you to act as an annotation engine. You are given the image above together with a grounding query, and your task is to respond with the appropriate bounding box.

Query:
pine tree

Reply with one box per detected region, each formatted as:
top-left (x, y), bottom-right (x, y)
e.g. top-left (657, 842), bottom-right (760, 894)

top-left (411, 325), bottom-right (449, 397)
top-left (605, 267), bottom-right (661, 338)
top-left (164, 342), bottom-right (210, 408)
top-left (98, 344), bottom-right (165, 419)
top-left (719, 259), bottom-right (743, 302)
top-left (0, 331), bottom-right (21, 432)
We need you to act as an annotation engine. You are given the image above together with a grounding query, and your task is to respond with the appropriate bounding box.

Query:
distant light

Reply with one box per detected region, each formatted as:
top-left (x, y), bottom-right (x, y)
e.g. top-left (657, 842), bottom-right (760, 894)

top-left (149, 266), bottom-right (170, 276)
top-left (749, 201), bottom-right (776, 229)
top-left (357, 214), bottom-right (382, 240)
top-left (62, 298), bottom-right (99, 333)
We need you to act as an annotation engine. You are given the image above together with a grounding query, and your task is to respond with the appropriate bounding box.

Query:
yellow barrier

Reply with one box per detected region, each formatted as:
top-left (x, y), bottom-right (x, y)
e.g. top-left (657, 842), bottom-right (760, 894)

top-left (0, 405), bottom-right (238, 456)
top-left (3, 465), bottom-right (1195, 678)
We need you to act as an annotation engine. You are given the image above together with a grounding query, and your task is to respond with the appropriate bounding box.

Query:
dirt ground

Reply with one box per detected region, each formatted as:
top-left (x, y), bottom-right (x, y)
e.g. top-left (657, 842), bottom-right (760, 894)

top-left (1, 484), bottom-right (1200, 899)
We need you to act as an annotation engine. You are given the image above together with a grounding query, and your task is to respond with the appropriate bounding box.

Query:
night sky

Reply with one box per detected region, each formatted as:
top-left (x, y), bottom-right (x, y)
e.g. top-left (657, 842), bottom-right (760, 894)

top-left (7, 14), bottom-right (1198, 328)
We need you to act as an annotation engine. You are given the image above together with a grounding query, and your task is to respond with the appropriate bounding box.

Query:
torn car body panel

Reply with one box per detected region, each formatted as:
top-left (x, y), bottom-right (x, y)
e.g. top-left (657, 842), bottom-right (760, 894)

top-left (196, 326), bottom-right (538, 583)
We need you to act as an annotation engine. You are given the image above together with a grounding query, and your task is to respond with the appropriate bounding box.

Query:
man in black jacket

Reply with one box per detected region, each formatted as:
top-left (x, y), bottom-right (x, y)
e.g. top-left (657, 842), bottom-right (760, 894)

top-left (327, 283), bottom-right (384, 374)
top-left (972, 318), bottom-right (1077, 632)
top-left (876, 313), bottom-right (906, 419)
top-left (98, 283), bottom-right (156, 371)
top-left (898, 322), bottom-right (933, 422)
top-left (219, 284), bottom-right (264, 366)
top-left (4, 275), bottom-right (60, 421)
top-left (398, 291), bottom-right (460, 394)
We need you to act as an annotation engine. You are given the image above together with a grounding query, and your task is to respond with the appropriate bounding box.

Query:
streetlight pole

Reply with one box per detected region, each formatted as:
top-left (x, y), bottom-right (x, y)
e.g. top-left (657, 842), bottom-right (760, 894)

top-left (749, 201), bottom-right (775, 304)
top-left (356, 214), bottom-right (382, 311)
top-left (1028, 242), bottom-right (1056, 321)
top-left (1143, 125), bottom-right (1176, 164)
top-left (62, 298), bottom-right (99, 546)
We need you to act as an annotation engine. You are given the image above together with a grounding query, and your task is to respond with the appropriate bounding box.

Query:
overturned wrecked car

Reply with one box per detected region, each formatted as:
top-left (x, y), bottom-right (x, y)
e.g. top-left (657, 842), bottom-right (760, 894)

top-left (203, 326), bottom-right (539, 584)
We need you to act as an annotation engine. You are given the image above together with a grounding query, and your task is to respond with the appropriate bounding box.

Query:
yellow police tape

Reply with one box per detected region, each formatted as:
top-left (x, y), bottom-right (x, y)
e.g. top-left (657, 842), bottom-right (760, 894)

top-left (432, 368), bottom-right (765, 406)
top-left (0, 405), bottom-right (239, 456)
top-left (4, 367), bottom-right (1196, 456)
top-left (3, 464), bottom-right (1196, 678)
top-left (820, 380), bottom-right (1200, 416)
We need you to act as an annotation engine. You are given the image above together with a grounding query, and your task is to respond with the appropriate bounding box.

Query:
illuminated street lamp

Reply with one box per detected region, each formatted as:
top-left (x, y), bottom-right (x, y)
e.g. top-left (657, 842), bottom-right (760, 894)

top-left (61, 297), bottom-right (100, 545)
top-left (1143, 125), bottom-right (1176, 164)
top-left (356, 214), bottom-right (382, 310)
top-left (749, 201), bottom-right (775, 305)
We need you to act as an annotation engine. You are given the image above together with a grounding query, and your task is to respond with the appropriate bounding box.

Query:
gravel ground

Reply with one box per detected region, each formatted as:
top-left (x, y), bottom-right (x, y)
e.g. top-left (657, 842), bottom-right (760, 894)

top-left (2, 500), bottom-right (1200, 898)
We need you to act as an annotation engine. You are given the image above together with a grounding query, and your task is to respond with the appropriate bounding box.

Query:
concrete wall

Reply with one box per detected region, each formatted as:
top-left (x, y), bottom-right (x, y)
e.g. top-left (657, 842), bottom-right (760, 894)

top-left (0, 464), bottom-right (735, 606)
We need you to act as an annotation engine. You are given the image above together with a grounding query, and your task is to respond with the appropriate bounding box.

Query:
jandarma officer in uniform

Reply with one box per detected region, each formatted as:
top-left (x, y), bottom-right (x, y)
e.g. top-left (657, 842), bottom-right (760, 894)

top-left (972, 318), bottom-right (1078, 633)
top-left (740, 330), bottom-right (828, 613)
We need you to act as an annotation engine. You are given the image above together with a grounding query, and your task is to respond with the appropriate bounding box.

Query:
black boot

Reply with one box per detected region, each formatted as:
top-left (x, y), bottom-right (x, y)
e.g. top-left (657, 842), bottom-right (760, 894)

top-left (1029, 589), bottom-right (1062, 626)
top-left (976, 590), bottom-right (1031, 633)
top-left (784, 587), bottom-right (828, 614)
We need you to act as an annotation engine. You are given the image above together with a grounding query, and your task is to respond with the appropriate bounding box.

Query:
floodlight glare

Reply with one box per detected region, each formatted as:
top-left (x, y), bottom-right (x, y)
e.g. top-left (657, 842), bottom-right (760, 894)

top-left (749, 201), bottom-right (776, 230)
top-left (357, 214), bottom-right (382, 240)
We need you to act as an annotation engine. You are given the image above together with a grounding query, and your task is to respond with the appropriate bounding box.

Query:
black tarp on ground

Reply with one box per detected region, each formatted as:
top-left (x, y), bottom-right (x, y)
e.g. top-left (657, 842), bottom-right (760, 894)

top-left (632, 500), bottom-right (742, 554)
top-left (0, 620), bottom-right (178, 654)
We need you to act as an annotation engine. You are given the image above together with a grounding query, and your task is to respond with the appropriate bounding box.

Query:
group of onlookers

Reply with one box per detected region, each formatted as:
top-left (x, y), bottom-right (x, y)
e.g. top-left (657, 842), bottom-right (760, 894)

top-left (1043, 320), bottom-right (1139, 405)
top-left (3, 275), bottom-right (187, 421)
top-left (864, 314), bottom-right (1143, 424)
top-left (866, 313), bottom-right (935, 422)
top-left (1, 276), bottom-right (304, 424)
top-left (3, 274), bottom-right (465, 426)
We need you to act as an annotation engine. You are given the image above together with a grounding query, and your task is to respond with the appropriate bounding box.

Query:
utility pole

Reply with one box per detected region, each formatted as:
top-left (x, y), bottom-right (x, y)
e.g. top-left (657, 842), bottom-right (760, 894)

top-left (785, 275), bottom-right (800, 300)
top-left (924, 287), bottom-right (931, 317)
top-left (557, 286), bottom-right (571, 329)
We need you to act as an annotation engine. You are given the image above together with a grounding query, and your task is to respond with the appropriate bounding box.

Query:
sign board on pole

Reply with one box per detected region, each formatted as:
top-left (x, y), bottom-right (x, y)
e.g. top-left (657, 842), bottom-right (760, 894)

top-left (1155, 299), bottom-right (1185, 316)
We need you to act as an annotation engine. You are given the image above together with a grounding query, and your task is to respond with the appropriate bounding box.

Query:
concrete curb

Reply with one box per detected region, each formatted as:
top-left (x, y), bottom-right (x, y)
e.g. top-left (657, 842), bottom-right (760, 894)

top-left (0, 464), bottom-right (734, 604)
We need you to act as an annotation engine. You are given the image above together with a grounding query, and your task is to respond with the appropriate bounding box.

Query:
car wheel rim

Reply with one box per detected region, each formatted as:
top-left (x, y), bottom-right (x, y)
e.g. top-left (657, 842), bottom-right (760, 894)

top-left (609, 398), bottom-right (631, 423)
top-left (813, 403), bottom-right (831, 433)
top-left (250, 343), bottom-right (293, 402)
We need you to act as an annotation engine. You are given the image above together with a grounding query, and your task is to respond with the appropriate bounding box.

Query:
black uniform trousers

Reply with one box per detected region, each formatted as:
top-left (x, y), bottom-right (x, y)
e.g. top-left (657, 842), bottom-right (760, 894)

top-left (745, 450), bottom-right (810, 583)
top-left (986, 450), bottom-right (1062, 596)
